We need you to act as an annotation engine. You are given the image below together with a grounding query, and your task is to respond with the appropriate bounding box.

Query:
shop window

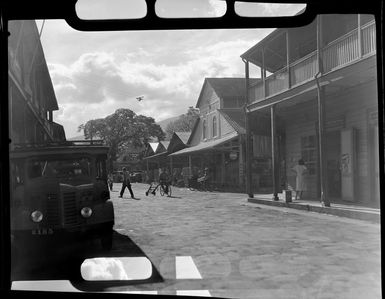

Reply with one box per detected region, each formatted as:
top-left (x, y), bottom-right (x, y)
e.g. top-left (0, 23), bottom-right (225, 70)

top-left (96, 157), bottom-right (106, 180)
top-left (203, 119), bottom-right (207, 139)
top-left (301, 135), bottom-right (316, 175)
top-left (212, 116), bottom-right (217, 137)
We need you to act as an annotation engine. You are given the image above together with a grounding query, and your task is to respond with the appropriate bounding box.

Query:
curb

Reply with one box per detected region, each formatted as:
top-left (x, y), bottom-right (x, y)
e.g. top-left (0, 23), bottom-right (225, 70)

top-left (247, 198), bottom-right (380, 223)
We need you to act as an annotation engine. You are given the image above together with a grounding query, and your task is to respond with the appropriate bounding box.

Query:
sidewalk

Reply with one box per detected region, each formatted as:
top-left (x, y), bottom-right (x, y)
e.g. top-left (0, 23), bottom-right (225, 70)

top-left (248, 193), bottom-right (380, 223)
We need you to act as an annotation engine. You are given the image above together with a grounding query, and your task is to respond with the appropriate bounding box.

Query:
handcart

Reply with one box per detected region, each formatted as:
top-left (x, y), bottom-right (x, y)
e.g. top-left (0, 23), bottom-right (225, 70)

top-left (145, 181), bottom-right (172, 197)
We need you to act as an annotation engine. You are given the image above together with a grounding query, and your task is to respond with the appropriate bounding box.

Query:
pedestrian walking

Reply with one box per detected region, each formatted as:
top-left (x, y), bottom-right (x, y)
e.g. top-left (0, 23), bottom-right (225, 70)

top-left (292, 159), bottom-right (308, 200)
top-left (159, 167), bottom-right (171, 195)
top-left (107, 172), bottom-right (113, 191)
top-left (119, 167), bottom-right (137, 200)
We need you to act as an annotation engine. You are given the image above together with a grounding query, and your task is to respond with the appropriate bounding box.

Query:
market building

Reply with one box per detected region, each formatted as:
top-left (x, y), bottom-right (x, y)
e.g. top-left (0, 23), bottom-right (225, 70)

top-left (170, 78), bottom-right (257, 192)
top-left (241, 14), bottom-right (378, 207)
top-left (8, 20), bottom-right (66, 146)
top-left (143, 132), bottom-right (191, 183)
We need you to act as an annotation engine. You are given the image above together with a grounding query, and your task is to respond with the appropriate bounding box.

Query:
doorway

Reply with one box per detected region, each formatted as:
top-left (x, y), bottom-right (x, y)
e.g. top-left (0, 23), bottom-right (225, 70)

top-left (326, 130), bottom-right (341, 198)
top-left (371, 125), bottom-right (380, 205)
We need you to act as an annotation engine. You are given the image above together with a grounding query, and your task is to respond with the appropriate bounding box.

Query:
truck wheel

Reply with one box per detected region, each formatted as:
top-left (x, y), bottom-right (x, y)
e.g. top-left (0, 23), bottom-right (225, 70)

top-left (100, 229), bottom-right (113, 251)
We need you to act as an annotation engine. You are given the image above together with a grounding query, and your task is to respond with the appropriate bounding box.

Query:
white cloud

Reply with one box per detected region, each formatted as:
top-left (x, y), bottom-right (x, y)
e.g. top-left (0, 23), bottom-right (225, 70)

top-left (81, 258), bottom-right (129, 280)
top-left (50, 37), bottom-right (259, 138)
top-left (208, 0), bottom-right (227, 17)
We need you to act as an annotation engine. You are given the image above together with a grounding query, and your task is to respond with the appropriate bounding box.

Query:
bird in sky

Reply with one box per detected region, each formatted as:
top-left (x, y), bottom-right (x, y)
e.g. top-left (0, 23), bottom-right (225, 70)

top-left (136, 96), bottom-right (144, 102)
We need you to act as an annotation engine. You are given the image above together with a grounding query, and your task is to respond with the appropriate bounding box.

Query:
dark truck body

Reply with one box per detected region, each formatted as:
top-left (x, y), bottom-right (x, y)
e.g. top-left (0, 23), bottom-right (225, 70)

top-left (10, 141), bottom-right (115, 255)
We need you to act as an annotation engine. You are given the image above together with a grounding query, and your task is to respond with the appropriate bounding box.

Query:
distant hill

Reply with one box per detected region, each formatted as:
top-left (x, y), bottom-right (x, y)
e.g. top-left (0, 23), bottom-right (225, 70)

top-left (67, 135), bottom-right (86, 141)
top-left (157, 115), bottom-right (180, 131)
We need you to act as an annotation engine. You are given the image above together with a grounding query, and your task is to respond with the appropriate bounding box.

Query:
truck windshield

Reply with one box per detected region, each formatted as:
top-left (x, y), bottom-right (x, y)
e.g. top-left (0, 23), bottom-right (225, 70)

top-left (27, 158), bottom-right (91, 179)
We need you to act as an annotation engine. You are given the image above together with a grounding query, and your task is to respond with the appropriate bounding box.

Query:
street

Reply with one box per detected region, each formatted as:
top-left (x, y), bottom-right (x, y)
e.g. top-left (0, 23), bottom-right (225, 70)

top-left (11, 183), bottom-right (381, 298)
top-left (98, 182), bottom-right (380, 298)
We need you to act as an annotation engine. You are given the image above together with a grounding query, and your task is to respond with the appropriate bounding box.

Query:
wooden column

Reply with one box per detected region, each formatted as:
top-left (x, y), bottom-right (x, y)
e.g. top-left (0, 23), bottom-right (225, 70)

top-left (262, 48), bottom-right (266, 98)
top-left (244, 60), bottom-right (254, 197)
top-left (170, 155), bottom-right (173, 176)
top-left (316, 14), bottom-right (330, 207)
top-left (271, 105), bottom-right (279, 201)
top-left (221, 152), bottom-right (226, 185)
top-left (9, 85), bottom-right (12, 139)
top-left (316, 84), bottom-right (330, 207)
top-left (239, 138), bottom-right (244, 186)
top-left (316, 15), bottom-right (324, 73)
top-left (286, 30), bottom-right (291, 88)
top-left (23, 105), bottom-right (27, 142)
top-left (358, 14), bottom-right (362, 57)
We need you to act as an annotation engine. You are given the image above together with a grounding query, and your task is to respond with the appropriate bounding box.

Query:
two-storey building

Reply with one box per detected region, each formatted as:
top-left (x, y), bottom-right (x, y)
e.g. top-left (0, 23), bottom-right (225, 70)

top-left (170, 78), bottom-right (257, 191)
top-left (241, 14), bottom-right (378, 206)
top-left (8, 20), bottom-right (66, 146)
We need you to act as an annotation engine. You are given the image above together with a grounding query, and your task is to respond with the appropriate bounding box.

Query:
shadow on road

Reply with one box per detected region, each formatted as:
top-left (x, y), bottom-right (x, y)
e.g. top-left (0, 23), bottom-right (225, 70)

top-left (11, 230), bottom-right (163, 291)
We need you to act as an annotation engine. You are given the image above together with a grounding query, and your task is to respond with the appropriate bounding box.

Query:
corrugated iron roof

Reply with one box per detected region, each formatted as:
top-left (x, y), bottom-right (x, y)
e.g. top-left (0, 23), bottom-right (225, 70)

top-left (218, 108), bottom-right (246, 134)
top-left (206, 78), bottom-right (247, 98)
top-left (174, 131), bottom-right (191, 145)
top-left (169, 133), bottom-right (238, 156)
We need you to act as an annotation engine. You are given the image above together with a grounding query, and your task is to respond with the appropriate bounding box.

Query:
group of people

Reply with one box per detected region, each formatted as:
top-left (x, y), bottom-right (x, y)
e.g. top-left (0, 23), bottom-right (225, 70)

top-left (106, 158), bottom-right (307, 201)
top-left (107, 167), bottom-right (172, 199)
top-left (107, 167), bottom-right (138, 200)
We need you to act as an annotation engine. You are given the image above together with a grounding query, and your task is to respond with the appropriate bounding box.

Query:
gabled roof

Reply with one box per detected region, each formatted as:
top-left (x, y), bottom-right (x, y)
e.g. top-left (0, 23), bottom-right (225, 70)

top-left (186, 118), bottom-right (201, 145)
top-left (155, 142), bottom-right (167, 154)
top-left (218, 108), bottom-right (246, 134)
top-left (160, 141), bottom-right (170, 150)
top-left (196, 78), bottom-right (248, 109)
top-left (149, 142), bottom-right (159, 153)
top-left (174, 132), bottom-right (191, 145)
top-left (207, 78), bottom-right (247, 98)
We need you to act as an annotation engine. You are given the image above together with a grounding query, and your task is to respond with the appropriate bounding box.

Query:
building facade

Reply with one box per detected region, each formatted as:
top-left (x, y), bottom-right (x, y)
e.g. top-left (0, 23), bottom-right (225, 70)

top-left (8, 20), bottom-right (66, 146)
top-left (242, 14), bottom-right (378, 206)
top-left (170, 78), bottom-right (253, 191)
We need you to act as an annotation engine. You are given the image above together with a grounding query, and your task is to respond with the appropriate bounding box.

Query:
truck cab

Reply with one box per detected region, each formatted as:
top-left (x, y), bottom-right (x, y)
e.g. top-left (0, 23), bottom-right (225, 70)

top-left (10, 140), bottom-right (115, 255)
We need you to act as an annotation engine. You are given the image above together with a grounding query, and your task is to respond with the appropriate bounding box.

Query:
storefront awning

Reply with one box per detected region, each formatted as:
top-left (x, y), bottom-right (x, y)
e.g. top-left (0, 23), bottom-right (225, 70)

top-left (142, 151), bottom-right (168, 160)
top-left (169, 133), bottom-right (238, 157)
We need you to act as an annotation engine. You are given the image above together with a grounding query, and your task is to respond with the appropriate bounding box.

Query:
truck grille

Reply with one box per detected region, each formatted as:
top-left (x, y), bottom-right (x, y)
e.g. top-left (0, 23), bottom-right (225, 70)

top-left (63, 192), bottom-right (79, 226)
top-left (46, 193), bottom-right (60, 226)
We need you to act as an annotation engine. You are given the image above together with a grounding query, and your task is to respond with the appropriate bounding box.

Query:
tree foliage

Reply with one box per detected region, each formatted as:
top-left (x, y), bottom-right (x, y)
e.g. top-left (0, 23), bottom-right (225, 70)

top-left (165, 106), bottom-right (199, 138)
top-left (78, 109), bottom-right (165, 167)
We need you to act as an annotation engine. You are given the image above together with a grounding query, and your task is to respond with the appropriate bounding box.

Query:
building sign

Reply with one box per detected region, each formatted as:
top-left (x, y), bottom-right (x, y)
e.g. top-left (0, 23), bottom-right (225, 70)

top-left (229, 151), bottom-right (238, 160)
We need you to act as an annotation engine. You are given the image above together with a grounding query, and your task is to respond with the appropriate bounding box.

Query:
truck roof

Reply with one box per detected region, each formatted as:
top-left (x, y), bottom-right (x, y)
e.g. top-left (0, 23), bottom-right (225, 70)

top-left (10, 140), bottom-right (109, 158)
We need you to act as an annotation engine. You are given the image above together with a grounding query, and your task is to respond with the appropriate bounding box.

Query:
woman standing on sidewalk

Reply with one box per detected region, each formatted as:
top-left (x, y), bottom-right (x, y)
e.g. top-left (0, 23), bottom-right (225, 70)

top-left (292, 159), bottom-right (307, 200)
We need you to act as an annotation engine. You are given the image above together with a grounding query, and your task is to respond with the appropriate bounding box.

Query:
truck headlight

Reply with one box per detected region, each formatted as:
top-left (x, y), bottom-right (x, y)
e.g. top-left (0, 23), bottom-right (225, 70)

top-left (81, 207), bottom-right (93, 218)
top-left (31, 210), bottom-right (43, 223)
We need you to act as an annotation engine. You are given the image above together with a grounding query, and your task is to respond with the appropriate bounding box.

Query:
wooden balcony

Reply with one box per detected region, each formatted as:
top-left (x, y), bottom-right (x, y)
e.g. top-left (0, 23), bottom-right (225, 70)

top-left (248, 20), bottom-right (376, 103)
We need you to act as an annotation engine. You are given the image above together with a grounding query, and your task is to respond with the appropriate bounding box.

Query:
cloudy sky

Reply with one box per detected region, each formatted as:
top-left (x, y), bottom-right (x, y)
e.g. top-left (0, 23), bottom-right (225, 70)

top-left (37, 0), bottom-right (305, 138)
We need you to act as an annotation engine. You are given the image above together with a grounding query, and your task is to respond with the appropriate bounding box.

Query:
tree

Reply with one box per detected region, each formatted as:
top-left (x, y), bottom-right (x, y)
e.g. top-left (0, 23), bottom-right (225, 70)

top-left (78, 109), bottom-right (165, 168)
top-left (165, 106), bottom-right (199, 138)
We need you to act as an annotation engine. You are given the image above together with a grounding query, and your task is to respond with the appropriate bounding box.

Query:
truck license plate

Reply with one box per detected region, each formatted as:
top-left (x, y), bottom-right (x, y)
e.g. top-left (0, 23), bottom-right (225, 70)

top-left (32, 228), bottom-right (54, 235)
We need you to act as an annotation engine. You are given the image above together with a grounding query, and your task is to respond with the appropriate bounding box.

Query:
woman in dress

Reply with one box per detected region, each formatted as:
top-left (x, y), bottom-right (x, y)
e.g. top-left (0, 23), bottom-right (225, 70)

top-left (292, 159), bottom-right (307, 200)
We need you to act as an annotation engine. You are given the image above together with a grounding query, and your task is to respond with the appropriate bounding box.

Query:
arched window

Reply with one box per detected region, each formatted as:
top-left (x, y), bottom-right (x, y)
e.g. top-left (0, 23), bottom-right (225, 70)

top-left (203, 119), bottom-right (207, 139)
top-left (212, 116), bottom-right (217, 137)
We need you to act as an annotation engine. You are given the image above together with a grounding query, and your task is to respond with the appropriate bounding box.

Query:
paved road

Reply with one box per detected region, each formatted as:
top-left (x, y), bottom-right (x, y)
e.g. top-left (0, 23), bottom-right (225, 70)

top-left (11, 182), bottom-right (381, 298)
top-left (102, 183), bottom-right (381, 299)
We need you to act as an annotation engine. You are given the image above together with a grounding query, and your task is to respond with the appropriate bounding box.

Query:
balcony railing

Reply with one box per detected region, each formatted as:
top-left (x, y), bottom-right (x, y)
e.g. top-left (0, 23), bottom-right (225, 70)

top-left (249, 21), bottom-right (376, 104)
top-left (248, 81), bottom-right (264, 102)
top-left (265, 67), bottom-right (289, 97)
top-left (322, 29), bottom-right (360, 72)
top-left (362, 21), bottom-right (376, 56)
top-left (290, 51), bottom-right (318, 86)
